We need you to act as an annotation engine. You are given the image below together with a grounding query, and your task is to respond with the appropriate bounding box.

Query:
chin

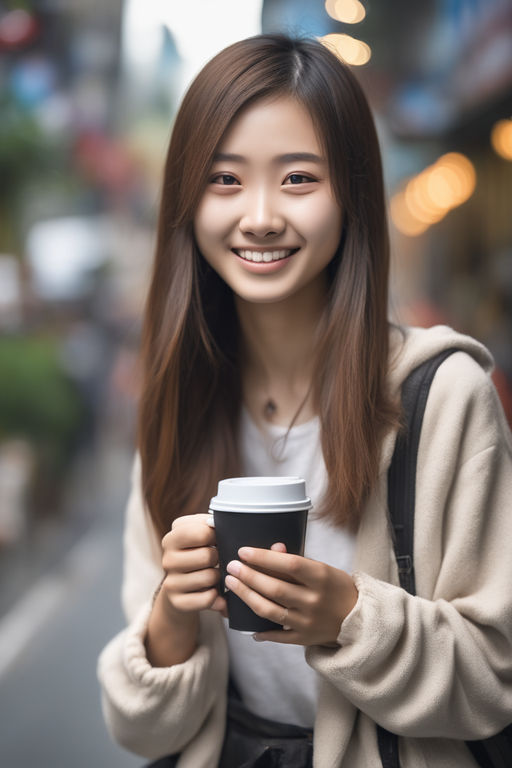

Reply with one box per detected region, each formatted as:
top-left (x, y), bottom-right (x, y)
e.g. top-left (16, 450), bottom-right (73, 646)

top-left (235, 285), bottom-right (299, 305)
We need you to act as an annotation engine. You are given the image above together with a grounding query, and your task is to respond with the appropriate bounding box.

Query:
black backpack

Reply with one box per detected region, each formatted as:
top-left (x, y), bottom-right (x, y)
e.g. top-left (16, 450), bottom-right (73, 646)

top-left (379, 348), bottom-right (512, 768)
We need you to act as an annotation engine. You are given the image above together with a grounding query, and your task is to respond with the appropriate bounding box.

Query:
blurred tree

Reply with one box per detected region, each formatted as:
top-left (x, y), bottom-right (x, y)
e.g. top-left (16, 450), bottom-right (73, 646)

top-left (0, 91), bottom-right (53, 252)
top-left (0, 335), bottom-right (86, 509)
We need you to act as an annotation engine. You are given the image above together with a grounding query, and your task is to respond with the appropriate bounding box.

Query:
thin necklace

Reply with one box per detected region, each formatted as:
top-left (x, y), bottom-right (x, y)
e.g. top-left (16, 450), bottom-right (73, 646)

top-left (262, 383), bottom-right (313, 424)
top-left (263, 398), bottom-right (278, 420)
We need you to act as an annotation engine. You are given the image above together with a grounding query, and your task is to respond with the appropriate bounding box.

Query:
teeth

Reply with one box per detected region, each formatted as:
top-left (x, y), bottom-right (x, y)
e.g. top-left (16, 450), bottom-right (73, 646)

top-left (236, 249), bottom-right (293, 263)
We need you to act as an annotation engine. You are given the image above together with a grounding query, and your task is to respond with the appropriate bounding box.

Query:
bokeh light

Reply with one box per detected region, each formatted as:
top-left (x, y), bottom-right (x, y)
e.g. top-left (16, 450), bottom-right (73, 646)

top-left (325, 0), bottom-right (366, 24)
top-left (391, 152), bottom-right (476, 237)
top-left (320, 32), bottom-right (371, 65)
top-left (491, 119), bottom-right (512, 161)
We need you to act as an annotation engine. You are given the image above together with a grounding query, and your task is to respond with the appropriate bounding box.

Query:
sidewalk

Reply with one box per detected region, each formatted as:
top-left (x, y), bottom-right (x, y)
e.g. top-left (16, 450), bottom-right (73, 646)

top-left (0, 439), bottom-right (141, 767)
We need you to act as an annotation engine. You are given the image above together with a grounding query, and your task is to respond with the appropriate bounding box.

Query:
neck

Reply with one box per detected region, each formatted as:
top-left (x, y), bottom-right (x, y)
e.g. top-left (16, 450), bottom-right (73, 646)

top-left (236, 274), bottom-right (328, 418)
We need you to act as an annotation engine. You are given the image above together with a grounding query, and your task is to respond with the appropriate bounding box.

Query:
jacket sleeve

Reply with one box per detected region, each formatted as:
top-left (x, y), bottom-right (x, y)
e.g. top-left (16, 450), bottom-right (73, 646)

top-left (97, 456), bottom-right (228, 760)
top-left (306, 352), bottom-right (512, 740)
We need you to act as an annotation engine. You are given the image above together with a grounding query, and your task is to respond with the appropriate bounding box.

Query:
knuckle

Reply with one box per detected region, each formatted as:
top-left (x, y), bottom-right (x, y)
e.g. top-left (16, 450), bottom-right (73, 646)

top-left (162, 574), bottom-right (176, 594)
top-left (206, 586), bottom-right (219, 603)
top-left (305, 591), bottom-right (320, 610)
top-left (170, 515), bottom-right (188, 531)
top-left (168, 593), bottom-right (182, 611)
top-left (270, 583), bottom-right (287, 603)
top-left (161, 551), bottom-right (176, 572)
top-left (208, 546), bottom-right (219, 566)
top-left (195, 589), bottom-right (217, 612)
top-left (303, 618), bottom-right (315, 633)
top-left (198, 547), bottom-right (215, 569)
top-left (201, 568), bottom-right (219, 588)
top-left (252, 595), bottom-right (270, 618)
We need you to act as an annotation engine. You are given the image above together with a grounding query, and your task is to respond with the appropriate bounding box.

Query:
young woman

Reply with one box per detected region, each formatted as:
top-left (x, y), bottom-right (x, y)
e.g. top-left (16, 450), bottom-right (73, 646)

top-left (98, 35), bottom-right (512, 767)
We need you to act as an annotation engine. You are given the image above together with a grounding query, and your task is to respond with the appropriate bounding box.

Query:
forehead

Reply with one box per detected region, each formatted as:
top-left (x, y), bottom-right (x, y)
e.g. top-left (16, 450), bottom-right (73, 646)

top-left (216, 96), bottom-right (323, 157)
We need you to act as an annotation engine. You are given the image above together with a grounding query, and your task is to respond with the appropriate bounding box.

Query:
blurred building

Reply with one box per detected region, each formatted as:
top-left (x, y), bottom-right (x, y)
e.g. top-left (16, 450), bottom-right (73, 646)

top-left (0, 0), bottom-right (129, 554)
top-left (263, 0), bottom-right (512, 420)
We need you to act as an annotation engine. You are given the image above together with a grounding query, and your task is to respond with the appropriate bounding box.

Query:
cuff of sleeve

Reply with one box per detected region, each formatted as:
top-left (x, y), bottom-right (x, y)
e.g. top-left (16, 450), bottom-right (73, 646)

top-left (335, 571), bottom-right (371, 647)
top-left (306, 571), bottom-right (405, 677)
top-left (335, 571), bottom-right (402, 663)
top-left (121, 601), bottom-right (212, 694)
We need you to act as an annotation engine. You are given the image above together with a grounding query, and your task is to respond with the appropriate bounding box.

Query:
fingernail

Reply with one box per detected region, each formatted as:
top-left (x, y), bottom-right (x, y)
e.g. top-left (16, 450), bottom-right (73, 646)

top-left (238, 547), bottom-right (254, 559)
top-left (225, 575), bottom-right (237, 589)
top-left (252, 634), bottom-right (263, 641)
top-left (227, 560), bottom-right (241, 576)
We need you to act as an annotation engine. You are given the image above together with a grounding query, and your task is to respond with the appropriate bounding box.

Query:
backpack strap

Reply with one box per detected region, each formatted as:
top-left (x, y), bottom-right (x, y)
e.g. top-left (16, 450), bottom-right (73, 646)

top-left (376, 348), bottom-right (459, 767)
top-left (387, 348), bottom-right (459, 595)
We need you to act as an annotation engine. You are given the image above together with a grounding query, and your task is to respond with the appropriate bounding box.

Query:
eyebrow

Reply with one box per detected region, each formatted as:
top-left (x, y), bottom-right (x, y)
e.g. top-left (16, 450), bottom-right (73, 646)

top-left (213, 152), bottom-right (325, 164)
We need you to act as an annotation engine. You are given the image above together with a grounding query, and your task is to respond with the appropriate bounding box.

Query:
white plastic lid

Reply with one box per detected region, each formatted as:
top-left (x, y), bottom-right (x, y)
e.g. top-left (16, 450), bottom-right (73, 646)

top-left (209, 476), bottom-right (312, 513)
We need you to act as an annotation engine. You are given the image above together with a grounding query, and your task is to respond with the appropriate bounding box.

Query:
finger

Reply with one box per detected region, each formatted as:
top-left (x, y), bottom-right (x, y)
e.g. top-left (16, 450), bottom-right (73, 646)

top-left (163, 523), bottom-right (217, 552)
top-left (252, 629), bottom-right (302, 645)
top-left (171, 513), bottom-right (211, 529)
top-left (162, 528), bottom-right (216, 552)
top-left (171, 587), bottom-right (219, 613)
top-left (238, 547), bottom-right (313, 586)
top-left (165, 567), bottom-right (220, 593)
top-left (226, 561), bottom-right (303, 608)
top-left (224, 574), bottom-right (296, 627)
top-left (163, 545), bottom-right (219, 573)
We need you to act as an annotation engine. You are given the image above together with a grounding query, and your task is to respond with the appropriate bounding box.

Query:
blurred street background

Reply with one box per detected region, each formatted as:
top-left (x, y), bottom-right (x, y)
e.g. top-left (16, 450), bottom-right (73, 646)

top-left (0, 1), bottom-right (511, 766)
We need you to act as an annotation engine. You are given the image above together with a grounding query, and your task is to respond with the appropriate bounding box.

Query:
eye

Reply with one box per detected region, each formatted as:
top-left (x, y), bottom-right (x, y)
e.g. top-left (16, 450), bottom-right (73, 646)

top-left (211, 174), bottom-right (240, 186)
top-left (284, 173), bottom-right (316, 185)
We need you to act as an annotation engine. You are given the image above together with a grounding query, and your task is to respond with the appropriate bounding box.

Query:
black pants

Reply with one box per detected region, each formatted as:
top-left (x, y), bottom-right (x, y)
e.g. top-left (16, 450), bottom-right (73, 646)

top-left (145, 694), bottom-right (313, 768)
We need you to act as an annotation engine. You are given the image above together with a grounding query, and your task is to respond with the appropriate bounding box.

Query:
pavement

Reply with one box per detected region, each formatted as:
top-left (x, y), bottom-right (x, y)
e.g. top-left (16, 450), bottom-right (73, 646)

top-left (0, 439), bottom-right (142, 768)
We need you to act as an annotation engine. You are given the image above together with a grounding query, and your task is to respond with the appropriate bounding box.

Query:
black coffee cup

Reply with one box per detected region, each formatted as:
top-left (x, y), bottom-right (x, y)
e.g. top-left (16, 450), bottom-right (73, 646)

top-left (209, 477), bottom-right (312, 632)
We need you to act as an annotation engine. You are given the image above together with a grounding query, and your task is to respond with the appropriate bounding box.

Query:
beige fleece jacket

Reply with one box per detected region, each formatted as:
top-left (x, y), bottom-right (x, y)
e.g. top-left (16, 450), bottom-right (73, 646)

top-left (97, 325), bottom-right (512, 767)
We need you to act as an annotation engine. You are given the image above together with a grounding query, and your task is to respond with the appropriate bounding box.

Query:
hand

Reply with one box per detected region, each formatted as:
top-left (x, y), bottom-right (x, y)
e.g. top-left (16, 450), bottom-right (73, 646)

top-left (159, 513), bottom-right (227, 620)
top-left (225, 544), bottom-right (358, 646)
top-left (146, 513), bottom-right (227, 667)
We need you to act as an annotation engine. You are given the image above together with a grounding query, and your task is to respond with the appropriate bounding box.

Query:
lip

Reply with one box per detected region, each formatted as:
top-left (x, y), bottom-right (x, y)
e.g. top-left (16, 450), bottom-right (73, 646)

top-left (232, 247), bottom-right (299, 253)
top-left (232, 247), bottom-right (299, 274)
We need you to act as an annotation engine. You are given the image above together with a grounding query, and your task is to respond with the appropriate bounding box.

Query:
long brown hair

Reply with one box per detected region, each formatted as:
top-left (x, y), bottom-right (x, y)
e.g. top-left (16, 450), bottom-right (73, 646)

top-left (139, 34), bottom-right (398, 539)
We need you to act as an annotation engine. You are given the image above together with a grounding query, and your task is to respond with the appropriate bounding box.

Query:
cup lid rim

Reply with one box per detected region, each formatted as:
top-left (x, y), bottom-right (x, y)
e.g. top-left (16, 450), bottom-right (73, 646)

top-left (208, 500), bottom-right (312, 512)
top-left (210, 476), bottom-right (311, 511)
top-left (219, 476), bottom-right (303, 485)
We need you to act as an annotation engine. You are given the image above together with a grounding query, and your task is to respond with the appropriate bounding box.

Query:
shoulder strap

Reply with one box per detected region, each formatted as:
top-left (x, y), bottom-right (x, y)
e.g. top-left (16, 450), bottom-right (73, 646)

top-left (377, 347), bottom-right (459, 768)
top-left (387, 347), bottom-right (459, 594)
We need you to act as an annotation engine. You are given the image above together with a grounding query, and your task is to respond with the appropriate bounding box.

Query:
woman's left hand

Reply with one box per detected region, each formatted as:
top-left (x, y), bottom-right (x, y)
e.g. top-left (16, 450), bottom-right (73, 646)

top-left (225, 543), bottom-right (358, 646)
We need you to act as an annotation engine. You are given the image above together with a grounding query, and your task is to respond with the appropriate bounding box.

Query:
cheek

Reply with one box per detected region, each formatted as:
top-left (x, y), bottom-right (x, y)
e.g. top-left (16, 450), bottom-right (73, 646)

top-left (194, 198), bottom-right (239, 257)
top-left (193, 201), bottom-right (216, 247)
top-left (297, 198), bottom-right (342, 248)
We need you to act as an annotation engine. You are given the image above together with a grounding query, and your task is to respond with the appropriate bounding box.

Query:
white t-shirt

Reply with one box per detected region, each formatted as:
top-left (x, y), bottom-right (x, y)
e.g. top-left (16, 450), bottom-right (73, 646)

top-left (224, 408), bottom-right (356, 728)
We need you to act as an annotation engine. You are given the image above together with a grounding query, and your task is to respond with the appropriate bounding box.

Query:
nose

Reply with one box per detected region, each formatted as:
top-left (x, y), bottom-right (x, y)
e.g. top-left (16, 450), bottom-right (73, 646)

top-left (239, 188), bottom-right (285, 238)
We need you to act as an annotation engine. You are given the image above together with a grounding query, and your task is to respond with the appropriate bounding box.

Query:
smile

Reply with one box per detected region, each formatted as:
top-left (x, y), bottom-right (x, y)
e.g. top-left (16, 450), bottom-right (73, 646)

top-left (232, 248), bottom-right (298, 263)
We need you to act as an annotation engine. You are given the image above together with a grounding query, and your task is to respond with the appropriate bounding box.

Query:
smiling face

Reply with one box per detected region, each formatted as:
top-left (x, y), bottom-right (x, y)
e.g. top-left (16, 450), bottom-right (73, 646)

top-left (193, 96), bottom-right (343, 305)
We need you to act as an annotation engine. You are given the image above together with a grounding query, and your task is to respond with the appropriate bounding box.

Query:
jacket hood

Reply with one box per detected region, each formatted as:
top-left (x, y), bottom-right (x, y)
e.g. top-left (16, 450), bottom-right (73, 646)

top-left (388, 324), bottom-right (494, 397)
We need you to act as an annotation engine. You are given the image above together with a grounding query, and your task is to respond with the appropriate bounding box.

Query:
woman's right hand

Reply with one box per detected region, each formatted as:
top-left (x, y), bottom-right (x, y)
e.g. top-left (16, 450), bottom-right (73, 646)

top-left (159, 513), bottom-right (227, 618)
top-left (145, 513), bottom-right (226, 667)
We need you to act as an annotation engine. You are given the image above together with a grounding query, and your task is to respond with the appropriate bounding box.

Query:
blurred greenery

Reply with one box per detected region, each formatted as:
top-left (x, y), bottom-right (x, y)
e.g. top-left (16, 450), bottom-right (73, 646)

top-left (0, 92), bottom-right (70, 252)
top-left (0, 96), bottom-right (49, 183)
top-left (0, 335), bottom-right (86, 504)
